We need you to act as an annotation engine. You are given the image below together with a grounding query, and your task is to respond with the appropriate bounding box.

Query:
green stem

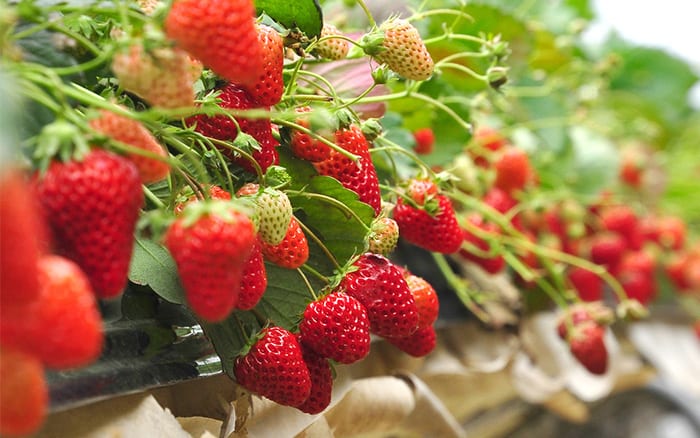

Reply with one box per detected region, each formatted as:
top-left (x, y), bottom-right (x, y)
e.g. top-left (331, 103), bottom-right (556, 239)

top-left (371, 139), bottom-right (436, 179)
top-left (294, 70), bottom-right (340, 101)
top-left (271, 118), bottom-right (359, 162)
top-left (436, 62), bottom-right (488, 82)
top-left (412, 92), bottom-right (473, 133)
top-left (287, 190), bottom-right (371, 232)
top-left (336, 83), bottom-right (377, 110)
top-left (52, 46), bottom-right (115, 76)
top-left (296, 268), bottom-right (318, 301)
top-left (294, 220), bottom-right (341, 271)
top-left (301, 264), bottom-right (331, 285)
top-left (432, 253), bottom-right (491, 323)
top-left (143, 186), bottom-right (166, 209)
top-left (409, 9), bottom-right (474, 23)
top-left (424, 33), bottom-right (493, 48)
top-left (355, 0), bottom-right (377, 28)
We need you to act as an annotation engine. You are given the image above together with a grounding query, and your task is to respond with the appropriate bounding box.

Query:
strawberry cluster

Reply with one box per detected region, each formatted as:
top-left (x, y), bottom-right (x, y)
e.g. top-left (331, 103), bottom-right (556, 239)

top-left (444, 126), bottom-right (700, 374)
top-left (233, 252), bottom-right (439, 414)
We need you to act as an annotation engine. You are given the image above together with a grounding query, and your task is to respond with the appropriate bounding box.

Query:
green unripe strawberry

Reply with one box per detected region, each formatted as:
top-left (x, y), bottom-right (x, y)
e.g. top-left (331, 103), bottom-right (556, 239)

top-left (368, 217), bottom-right (399, 255)
top-left (237, 184), bottom-right (292, 246)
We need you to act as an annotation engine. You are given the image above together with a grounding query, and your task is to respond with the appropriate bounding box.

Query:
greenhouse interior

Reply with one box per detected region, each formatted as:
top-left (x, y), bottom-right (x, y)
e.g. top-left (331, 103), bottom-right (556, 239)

top-left (0, 0), bottom-right (699, 437)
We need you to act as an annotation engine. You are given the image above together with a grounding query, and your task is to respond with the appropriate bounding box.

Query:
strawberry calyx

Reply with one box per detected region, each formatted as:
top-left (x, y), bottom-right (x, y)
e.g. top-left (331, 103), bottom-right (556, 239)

top-left (361, 118), bottom-right (383, 141)
top-left (358, 28), bottom-right (386, 57)
top-left (234, 324), bottom-right (272, 360)
top-left (177, 198), bottom-right (254, 229)
top-left (263, 165), bottom-right (292, 189)
top-left (33, 120), bottom-right (91, 173)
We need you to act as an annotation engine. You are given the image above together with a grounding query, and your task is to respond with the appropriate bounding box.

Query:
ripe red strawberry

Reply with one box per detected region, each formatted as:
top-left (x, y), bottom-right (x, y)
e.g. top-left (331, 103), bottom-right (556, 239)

top-left (493, 147), bottom-right (531, 194)
top-left (404, 274), bottom-right (439, 329)
top-left (600, 205), bottom-right (642, 251)
top-left (412, 127), bottom-right (435, 155)
top-left (619, 147), bottom-right (646, 188)
top-left (340, 253), bottom-right (419, 338)
top-left (246, 24), bottom-right (283, 106)
top-left (368, 217), bottom-right (399, 255)
top-left (556, 302), bottom-right (613, 340)
top-left (372, 18), bottom-right (434, 81)
top-left (314, 124), bottom-right (382, 215)
top-left (483, 187), bottom-right (523, 230)
top-left (0, 170), bottom-right (43, 308)
top-left (236, 185), bottom-right (292, 246)
top-left (567, 267), bottom-right (603, 302)
top-left (165, 0), bottom-right (262, 86)
top-left (618, 250), bottom-right (656, 278)
top-left (393, 179), bottom-right (462, 254)
top-left (290, 107), bottom-right (331, 162)
top-left (165, 200), bottom-right (256, 322)
top-left (237, 239), bottom-right (267, 310)
top-left (89, 109), bottom-right (170, 183)
top-left (173, 184), bottom-right (232, 215)
top-left (314, 23), bottom-right (350, 60)
top-left (189, 83), bottom-right (279, 173)
top-left (617, 268), bottom-right (656, 306)
top-left (0, 347), bottom-right (47, 436)
top-left (112, 43), bottom-right (195, 109)
top-left (483, 187), bottom-right (517, 215)
top-left (568, 322), bottom-right (608, 375)
top-left (405, 178), bottom-right (438, 205)
top-left (665, 252), bottom-right (692, 291)
top-left (35, 149), bottom-right (143, 298)
top-left (1, 255), bottom-right (103, 369)
top-left (470, 126), bottom-right (508, 167)
top-left (459, 214), bottom-right (506, 274)
top-left (234, 326), bottom-right (312, 407)
top-left (260, 217), bottom-right (309, 269)
top-left (299, 292), bottom-right (371, 364)
top-left (386, 325), bottom-right (437, 357)
top-left (653, 216), bottom-right (686, 250)
top-left (588, 233), bottom-right (626, 272)
top-left (296, 341), bottom-right (333, 415)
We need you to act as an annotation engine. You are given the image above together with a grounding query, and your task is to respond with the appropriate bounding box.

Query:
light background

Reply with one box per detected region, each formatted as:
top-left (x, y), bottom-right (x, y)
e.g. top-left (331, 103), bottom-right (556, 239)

top-left (585, 0), bottom-right (700, 107)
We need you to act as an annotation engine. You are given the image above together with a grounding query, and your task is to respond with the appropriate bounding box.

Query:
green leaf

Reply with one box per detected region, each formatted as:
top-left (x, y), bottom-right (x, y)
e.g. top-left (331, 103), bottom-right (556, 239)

top-left (128, 238), bottom-right (186, 305)
top-left (604, 35), bottom-right (699, 126)
top-left (199, 263), bottom-right (324, 379)
top-left (255, 264), bottom-right (320, 330)
top-left (289, 176), bottom-right (374, 275)
top-left (255, 0), bottom-right (323, 38)
top-left (279, 149), bottom-right (374, 274)
top-left (199, 311), bottom-right (261, 379)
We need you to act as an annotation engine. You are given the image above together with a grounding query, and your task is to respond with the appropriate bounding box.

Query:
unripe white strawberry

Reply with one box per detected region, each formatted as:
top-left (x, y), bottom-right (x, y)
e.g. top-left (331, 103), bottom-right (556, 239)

top-left (367, 18), bottom-right (434, 81)
top-left (368, 217), bottom-right (399, 255)
top-left (237, 184), bottom-right (292, 246)
top-left (314, 24), bottom-right (350, 60)
top-left (112, 43), bottom-right (195, 109)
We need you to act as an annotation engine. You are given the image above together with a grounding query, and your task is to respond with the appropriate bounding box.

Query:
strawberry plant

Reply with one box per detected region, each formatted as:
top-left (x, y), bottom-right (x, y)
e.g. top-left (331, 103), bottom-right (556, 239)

top-left (1, 0), bottom-right (699, 434)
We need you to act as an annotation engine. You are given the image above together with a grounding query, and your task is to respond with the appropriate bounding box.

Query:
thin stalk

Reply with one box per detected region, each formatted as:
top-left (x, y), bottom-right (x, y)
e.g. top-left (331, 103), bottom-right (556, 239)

top-left (271, 118), bottom-right (359, 162)
top-left (296, 268), bottom-right (318, 301)
top-left (432, 253), bottom-right (491, 323)
top-left (287, 190), bottom-right (371, 232)
top-left (295, 220), bottom-right (341, 271)
top-left (143, 186), bottom-right (166, 209)
top-left (409, 9), bottom-right (474, 23)
top-left (302, 264), bottom-right (332, 285)
top-left (355, 0), bottom-right (376, 28)
top-left (436, 62), bottom-right (488, 82)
